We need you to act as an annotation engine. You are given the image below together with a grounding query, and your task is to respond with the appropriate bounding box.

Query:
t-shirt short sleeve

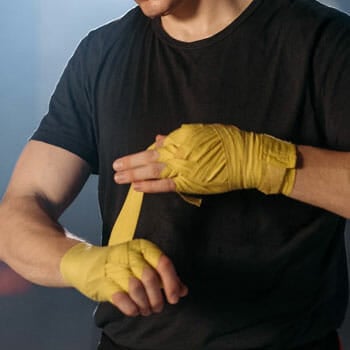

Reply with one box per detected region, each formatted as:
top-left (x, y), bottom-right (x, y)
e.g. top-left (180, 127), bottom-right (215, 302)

top-left (31, 34), bottom-right (99, 173)
top-left (314, 12), bottom-right (350, 151)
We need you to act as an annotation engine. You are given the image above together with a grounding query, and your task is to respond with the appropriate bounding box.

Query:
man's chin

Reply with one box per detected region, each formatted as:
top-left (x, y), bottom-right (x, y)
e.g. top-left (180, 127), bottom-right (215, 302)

top-left (136, 0), bottom-right (179, 18)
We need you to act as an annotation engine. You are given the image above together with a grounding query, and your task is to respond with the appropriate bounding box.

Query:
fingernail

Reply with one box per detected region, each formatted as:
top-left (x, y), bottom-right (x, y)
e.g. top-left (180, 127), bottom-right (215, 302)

top-left (114, 174), bottom-right (125, 183)
top-left (114, 161), bottom-right (122, 171)
top-left (141, 309), bottom-right (151, 317)
top-left (181, 286), bottom-right (189, 297)
top-left (153, 305), bottom-right (164, 313)
top-left (170, 294), bottom-right (179, 304)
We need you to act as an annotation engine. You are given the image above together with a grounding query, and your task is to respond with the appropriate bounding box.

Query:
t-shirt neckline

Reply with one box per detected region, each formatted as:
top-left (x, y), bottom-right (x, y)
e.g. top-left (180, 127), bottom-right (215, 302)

top-left (151, 0), bottom-right (263, 49)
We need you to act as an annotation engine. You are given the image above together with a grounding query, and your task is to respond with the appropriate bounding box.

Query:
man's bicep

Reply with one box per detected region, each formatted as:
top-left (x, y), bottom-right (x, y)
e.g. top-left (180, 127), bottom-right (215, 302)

top-left (4, 140), bottom-right (91, 218)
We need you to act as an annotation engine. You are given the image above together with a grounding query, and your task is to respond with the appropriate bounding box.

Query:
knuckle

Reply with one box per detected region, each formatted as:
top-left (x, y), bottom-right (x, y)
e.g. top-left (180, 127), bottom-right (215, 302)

top-left (125, 171), bottom-right (134, 182)
top-left (150, 149), bottom-right (159, 161)
top-left (148, 181), bottom-right (158, 193)
top-left (142, 271), bottom-right (159, 285)
top-left (159, 255), bottom-right (173, 270)
top-left (166, 178), bottom-right (176, 191)
top-left (129, 278), bottom-right (144, 294)
top-left (112, 292), bottom-right (126, 304)
top-left (150, 166), bottom-right (161, 179)
top-left (120, 158), bottom-right (129, 168)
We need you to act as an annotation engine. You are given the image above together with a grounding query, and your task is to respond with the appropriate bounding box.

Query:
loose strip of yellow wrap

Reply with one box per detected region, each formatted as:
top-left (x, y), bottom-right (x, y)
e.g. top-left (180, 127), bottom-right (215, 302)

top-left (108, 123), bottom-right (296, 245)
top-left (108, 145), bottom-right (158, 245)
top-left (108, 186), bottom-right (145, 245)
top-left (108, 142), bottom-right (201, 246)
top-left (109, 186), bottom-right (202, 245)
top-left (108, 144), bottom-right (157, 245)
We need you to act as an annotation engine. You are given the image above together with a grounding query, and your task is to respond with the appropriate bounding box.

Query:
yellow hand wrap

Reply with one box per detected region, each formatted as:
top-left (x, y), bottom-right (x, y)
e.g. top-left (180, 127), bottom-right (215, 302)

top-left (158, 124), bottom-right (297, 197)
top-left (60, 239), bottom-right (162, 303)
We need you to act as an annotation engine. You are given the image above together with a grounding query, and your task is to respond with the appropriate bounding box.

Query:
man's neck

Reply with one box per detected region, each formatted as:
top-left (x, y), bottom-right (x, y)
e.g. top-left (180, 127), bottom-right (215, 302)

top-left (161, 0), bottom-right (254, 42)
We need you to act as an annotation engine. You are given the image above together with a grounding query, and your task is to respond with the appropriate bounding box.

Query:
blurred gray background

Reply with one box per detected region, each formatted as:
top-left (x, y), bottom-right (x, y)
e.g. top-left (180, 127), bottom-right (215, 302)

top-left (0, 1), bottom-right (349, 349)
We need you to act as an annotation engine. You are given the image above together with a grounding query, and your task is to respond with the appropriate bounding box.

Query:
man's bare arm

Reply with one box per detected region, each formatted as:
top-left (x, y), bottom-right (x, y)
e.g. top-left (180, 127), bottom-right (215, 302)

top-left (0, 140), bottom-right (188, 316)
top-left (289, 145), bottom-right (350, 219)
top-left (0, 140), bottom-right (91, 286)
top-left (113, 133), bottom-right (350, 219)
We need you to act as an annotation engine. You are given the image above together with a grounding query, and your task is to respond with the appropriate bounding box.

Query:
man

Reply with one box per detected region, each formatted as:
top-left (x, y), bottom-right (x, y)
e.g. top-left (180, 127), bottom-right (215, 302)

top-left (0, 0), bottom-right (349, 349)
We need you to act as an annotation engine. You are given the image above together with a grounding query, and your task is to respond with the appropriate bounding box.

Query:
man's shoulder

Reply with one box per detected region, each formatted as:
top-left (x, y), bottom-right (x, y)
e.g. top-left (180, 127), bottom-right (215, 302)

top-left (267, 0), bottom-right (350, 54)
top-left (83, 6), bottom-right (148, 54)
top-left (93, 7), bottom-right (145, 36)
top-left (283, 0), bottom-right (350, 32)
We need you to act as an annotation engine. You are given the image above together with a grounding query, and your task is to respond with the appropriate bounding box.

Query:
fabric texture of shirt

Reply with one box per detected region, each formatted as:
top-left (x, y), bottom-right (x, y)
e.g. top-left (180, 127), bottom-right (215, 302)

top-left (32, 0), bottom-right (350, 349)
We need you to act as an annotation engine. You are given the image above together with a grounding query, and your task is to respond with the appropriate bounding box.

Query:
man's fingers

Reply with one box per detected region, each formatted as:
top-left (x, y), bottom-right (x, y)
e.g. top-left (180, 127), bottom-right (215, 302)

top-left (113, 134), bottom-right (166, 174)
top-left (128, 277), bottom-right (152, 316)
top-left (155, 134), bottom-right (166, 147)
top-left (132, 178), bottom-right (176, 193)
top-left (111, 266), bottom-right (182, 316)
top-left (141, 266), bottom-right (164, 313)
top-left (113, 149), bottom-right (159, 171)
top-left (156, 255), bottom-right (188, 305)
top-left (114, 163), bottom-right (165, 184)
top-left (111, 291), bottom-right (140, 317)
top-left (111, 248), bottom-right (187, 316)
top-left (112, 135), bottom-right (169, 190)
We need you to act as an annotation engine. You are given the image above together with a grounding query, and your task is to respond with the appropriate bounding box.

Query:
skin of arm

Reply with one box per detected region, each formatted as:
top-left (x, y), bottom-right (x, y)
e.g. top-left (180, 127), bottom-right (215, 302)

top-left (0, 140), bottom-right (91, 287)
top-left (0, 140), bottom-right (187, 316)
top-left (113, 139), bottom-right (350, 219)
top-left (289, 145), bottom-right (350, 219)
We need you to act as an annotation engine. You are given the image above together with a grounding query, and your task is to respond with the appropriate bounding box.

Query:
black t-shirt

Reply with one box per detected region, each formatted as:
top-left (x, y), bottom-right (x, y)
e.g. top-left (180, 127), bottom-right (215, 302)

top-left (32, 0), bottom-right (350, 349)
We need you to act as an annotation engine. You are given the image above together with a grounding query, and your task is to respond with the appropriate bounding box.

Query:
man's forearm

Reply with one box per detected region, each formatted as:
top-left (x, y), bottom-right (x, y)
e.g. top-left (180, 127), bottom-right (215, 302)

top-left (0, 195), bottom-right (81, 287)
top-left (112, 126), bottom-right (350, 219)
top-left (289, 145), bottom-right (350, 219)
